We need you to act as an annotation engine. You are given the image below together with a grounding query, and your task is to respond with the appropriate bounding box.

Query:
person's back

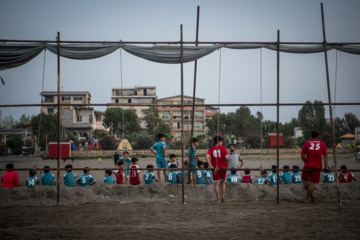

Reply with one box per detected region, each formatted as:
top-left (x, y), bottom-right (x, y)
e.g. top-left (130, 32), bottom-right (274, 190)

top-left (292, 165), bottom-right (302, 184)
top-left (77, 168), bottom-right (96, 187)
top-left (178, 169), bottom-right (189, 184)
top-left (64, 165), bottom-right (76, 187)
top-left (302, 139), bottom-right (328, 169)
top-left (41, 166), bottom-right (56, 186)
top-left (26, 169), bottom-right (40, 187)
top-left (103, 170), bottom-right (115, 184)
top-left (241, 169), bottom-right (254, 183)
top-left (339, 164), bottom-right (357, 183)
top-left (226, 174), bottom-right (240, 183)
top-left (195, 170), bottom-right (208, 185)
top-left (167, 164), bottom-right (179, 184)
top-left (143, 165), bottom-right (156, 185)
top-left (129, 158), bottom-right (141, 186)
top-left (204, 164), bottom-right (214, 185)
top-left (256, 171), bottom-right (268, 185)
top-left (281, 172), bottom-right (293, 184)
top-left (268, 166), bottom-right (281, 185)
top-left (1, 163), bottom-right (20, 188)
top-left (323, 172), bottom-right (334, 183)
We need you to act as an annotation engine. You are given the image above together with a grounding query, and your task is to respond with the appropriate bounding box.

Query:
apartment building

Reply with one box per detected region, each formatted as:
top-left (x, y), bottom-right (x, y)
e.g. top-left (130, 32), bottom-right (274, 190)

top-left (110, 86), bottom-right (157, 128)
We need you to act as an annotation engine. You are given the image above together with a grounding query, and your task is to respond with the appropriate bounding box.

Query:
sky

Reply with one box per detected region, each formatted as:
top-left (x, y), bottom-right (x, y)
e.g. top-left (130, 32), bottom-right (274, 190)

top-left (0, 0), bottom-right (360, 125)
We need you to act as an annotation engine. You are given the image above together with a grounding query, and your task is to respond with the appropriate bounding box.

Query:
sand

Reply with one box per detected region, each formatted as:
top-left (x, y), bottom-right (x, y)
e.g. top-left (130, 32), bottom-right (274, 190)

top-left (0, 154), bottom-right (359, 239)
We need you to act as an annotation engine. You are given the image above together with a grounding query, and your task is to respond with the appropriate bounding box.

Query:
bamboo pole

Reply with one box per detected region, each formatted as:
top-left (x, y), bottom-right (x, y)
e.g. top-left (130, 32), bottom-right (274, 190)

top-left (276, 30), bottom-right (280, 204)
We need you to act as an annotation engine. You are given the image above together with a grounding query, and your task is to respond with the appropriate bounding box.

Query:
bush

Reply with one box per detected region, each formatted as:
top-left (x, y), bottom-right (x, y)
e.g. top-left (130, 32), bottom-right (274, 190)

top-left (245, 133), bottom-right (261, 149)
top-left (284, 136), bottom-right (297, 148)
top-left (135, 133), bottom-right (154, 150)
top-left (100, 135), bottom-right (117, 150)
top-left (7, 134), bottom-right (23, 155)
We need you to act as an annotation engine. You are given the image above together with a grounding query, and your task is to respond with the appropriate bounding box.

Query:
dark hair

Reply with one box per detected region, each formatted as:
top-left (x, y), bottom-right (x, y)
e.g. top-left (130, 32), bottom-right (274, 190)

top-left (272, 165), bottom-right (277, 173)
top-left (311, 130), bottom-right (320, 138)
top-left (132, 157), bottom-right (138, 164)
top-left (65, 164), bottom-right (73, 172)
top-left (283, 165), bottom-right (289, 170)
top-left (105, 169), bottom-right (112, 176)
top-left (123, 151), bottom-right (129, 155)
top-left (197, 160), bottom-right (204, 167)
top-left (29, 169), bottom-right (36, 176)
top-left (44, 166), bottom-right (50, 173)
top-left (158, 133), bottom-right (165, 140)
top-left (229, 144), bottom-right (235, 148)
top-left (5, 163), bottom-right (14, 170)
top-left (169, 154), bottom-right (176, 159)
top-left (170, 164), bottom-right (177, 169)
top-left (83, 167), bottom-right (90, 174)
top-left (192, 137), bottom-right (199, 143)
top-left (213, 136), bottom-right (223, 145)
top-left (244, 168), bottom-right (250, 175)
top-left (184, 161), bottom-right (188, 166)
top-left (118, 160), bottom-right (125, 166)
top-left (204, 162), bottom-right (209, 168)
top-left (324, 169), bottom-right (330, 173)
top-left (261, 170), bottom-right (267, 176)
top-left (340, 165), bottom-right (347, 171)
top-left (231, 168), bottom-right (237, 175)
top-left (292, 165), bottom-right (299, 172)
top-left (146, 164), bottom-right (154, 169)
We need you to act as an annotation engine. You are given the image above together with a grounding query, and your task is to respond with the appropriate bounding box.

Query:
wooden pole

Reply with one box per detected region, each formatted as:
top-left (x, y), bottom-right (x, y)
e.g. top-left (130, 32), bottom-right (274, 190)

top-left (56, 32), bottom-right (61, 205)
top-left (180, 24), bottom-right (185, 204)
top-left (276, 30), bottom-right (280, 204)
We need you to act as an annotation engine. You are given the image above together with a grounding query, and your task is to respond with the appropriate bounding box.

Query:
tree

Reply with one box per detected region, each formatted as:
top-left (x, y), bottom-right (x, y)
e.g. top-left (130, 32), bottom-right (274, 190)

top-left (319, 131), bottom-right (333, 148)
top-left (13, 114), bottom-right (32, 128)
top-left (1, 115), bottom-right (15, 129)
top-left (66, 132), bottom-right (78, 143)
top-left (344, 113), bottom-right (360, 134)
top-left (154, 121), bottom-right (173, 141)
top-left (93, 129), bottom-right (108, 140)
top-left (31, 113), bottom-right (58, 150)
top-left (102, 108), bottom-right (141, 137)
top-left (206, 113), bottom-right (227, 137)
top-left (298, 100), bottom-right (328, 139)
top-left (6, 134), bottom-right (23, 155)
top-left (143, 104), bottom-right (161, 135)
top-left (100, 135), bottom-right (117, 150)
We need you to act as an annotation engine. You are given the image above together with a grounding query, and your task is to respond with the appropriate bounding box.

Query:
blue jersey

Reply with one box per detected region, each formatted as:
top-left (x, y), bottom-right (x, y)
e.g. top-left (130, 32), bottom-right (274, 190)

top-left (323, 173), bottom-right (334, 183)
top-left (103, 176), bottom-right (115, 184)
top-left (292, 172), bottom-right (302, 184)
top-left (120, 157), bottom-right (132, 169)
top-left (226, 175), bottom-right (240, 183)
top-left (187, 146), bottom-right (197, 168)
top-left (196, 170), bottom-right (208, 185)
top-left (205, 170), bottom-right (214, 185)
top-left (143, 171), bottom-right (156, 185)
top-left (76, 174), bottom-right (96, 187)
top-left (268, 172), bottom-right (282, 185)
top-left (26, 176), bottom-right (40, 187)
top-left (167, 162), bottom-right (178, 168)
top-left (167, 171), bottom-right (178, 184)
top-left (178, 170), bottom-right (189, 184)
top-left (281, 172), bottom-right (293, 184)
top-left (63, 172), bottom-right (77, 187)
top-left (41, 173), bottom-right (55, 186)
top-left (256, 177), bottom-right (268, 185)
top-left (152, 141), bottom-right (166, 162)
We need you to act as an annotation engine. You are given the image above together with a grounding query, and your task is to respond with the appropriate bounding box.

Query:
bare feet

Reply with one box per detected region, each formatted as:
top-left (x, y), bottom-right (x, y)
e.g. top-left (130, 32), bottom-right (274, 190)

top-left (221, 198), bottom-right (225, 203)
top-left (311, 195), bottom-right (315, 203)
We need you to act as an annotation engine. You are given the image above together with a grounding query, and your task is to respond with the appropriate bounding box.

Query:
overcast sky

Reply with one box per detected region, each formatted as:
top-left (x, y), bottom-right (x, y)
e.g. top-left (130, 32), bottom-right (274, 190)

top-left (1, 0), bottom-right (359, 125)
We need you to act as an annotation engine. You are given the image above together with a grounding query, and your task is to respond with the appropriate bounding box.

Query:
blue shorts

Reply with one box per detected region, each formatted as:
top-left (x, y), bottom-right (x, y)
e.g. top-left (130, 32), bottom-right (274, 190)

top-left (156, 160), bottom-right (167, 169)
top-left (124, 170), bottom-right (130, 176)
top-left (189, 160), bottom-right (197, 173)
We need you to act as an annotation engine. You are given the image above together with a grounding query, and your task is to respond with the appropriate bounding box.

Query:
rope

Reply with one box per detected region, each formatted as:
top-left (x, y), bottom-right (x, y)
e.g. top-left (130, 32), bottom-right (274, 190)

top-left (38, 49), bottom-right (47, 151)
top-left (119, 47), bottom-right (125, 138)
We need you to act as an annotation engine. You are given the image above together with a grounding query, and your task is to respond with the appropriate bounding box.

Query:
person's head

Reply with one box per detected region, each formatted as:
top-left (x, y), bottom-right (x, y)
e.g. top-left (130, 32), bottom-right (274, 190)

top-left (213, 136), bottom-right (223, 146)
top-left (170, 164), bottom-right (177, 171)
top-left (184, 161), bottom-right (188, 167)
top-left (311, 130), bottom-right (320, 139)
top-left (158, 133), bottom-right (166, 142)
top-left (261, 170), bottom-right (268, 178)
top-left (272, 165), bottom-right (277, 173)
top-left (197, 160), bottom-right (204, 168)
top-left (230, 168), bottom-right (237, 175)
top-left (83, 167), bottom-right (90, 174)
top-left (192, 137), bottom-right (199, 147)
top-left (340, 164), bottom-right (347, 172)
top-left (65, 164), bottom-right (73, 173)
top-left (123, 151), bottom-right (129, 158)
top-left (5, 163), bottom-right (14, 171)
top-left (204, 162), bottom-right (209, 169)
top-left (105, 169), bottom-right (112, 177)
top-left (118, 160), bottom-right (125, 168)
top-left (115, 151), bottom-right (118, 154)
top-left (229, 144), bottom-right (235, 152)
top-left (324, 168), bottom-right (330, 173)
top-left (292, 165), bottom-right (300, 173)
top-left (29, 169), bottom-right (36, 177)
top-left (132, 157), bottom-right (138, 165)
top-left (44, 166), bottom-right (50, 173)
top-left (169, 154), bottom-right (177, 162)
top-left (283, 165), bottom-right (289, 173)
top-left (244, 168), bottom-right (250, 175)
top-left (147, 164), bottom-right (154, 172)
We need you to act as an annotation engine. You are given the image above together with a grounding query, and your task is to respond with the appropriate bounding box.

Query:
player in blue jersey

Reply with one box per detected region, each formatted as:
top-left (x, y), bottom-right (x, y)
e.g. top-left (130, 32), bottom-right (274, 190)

top-left (256, 170), bottom-right (268, 185)
top-left (204, 162), bottom-right (214, 185)
top-left (41, 166), bottom-right (56, 186)
top-left (143, 165), bottom-right (156, 185)
top-left (26, 169), bottom-right (40, 187)
top-left (103, 170), bottom-right (115, 184)
top-left (63, 164), bottom-right (77, 187)
top-left (226, 169), bottom-right (240, 183)
top-left (120, 151), bottom-right (132, 185)
top-left (76, 167), bottom-right (96, 187)
top-left (167, 154), bottom-right (178, 168)
top-left (268, 165), bottom-right (282, 185)
top-left (185, 138), bottom-right (199, 187)
top-left (281, 165), bottom-right (293, 184)
top-left (150, 133), bottom-right (167, 183)
top-left (167, 164), bottom-right (179, 184)
top-left (323, 169), bottom-right (334, 183)
top-left (292, 165), bottom-right (302, 184)
top-left (179, 161), bottom-right (190, 184)
top-left (195, 161), bottom-right (210, 185)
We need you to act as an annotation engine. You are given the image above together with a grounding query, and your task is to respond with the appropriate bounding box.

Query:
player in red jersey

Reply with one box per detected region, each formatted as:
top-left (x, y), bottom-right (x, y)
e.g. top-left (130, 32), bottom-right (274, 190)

top-left (1, 163), bottom-right (20, 188)
top-left (301, 130), bottom-right (328, 203)
top-left (339, 165), bottom-right (358, 183)
top-left (205, 136), bottom-right (229, 203)
top-left (129, 158), bottom-right (141, 186)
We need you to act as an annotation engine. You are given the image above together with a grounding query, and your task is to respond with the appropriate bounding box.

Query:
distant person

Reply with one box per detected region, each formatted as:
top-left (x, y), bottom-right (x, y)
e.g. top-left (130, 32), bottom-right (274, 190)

top-left (227, 144), bottom-right (244, 178)
top-left (292, 165), bottom-right (302, 184)
top-left (103, 170), bottom-right (115, 184)
top-left (120, 151), bottom-right (132, 185)
top-left (167, 164), bottom-right (179, 184)
top-left (256, 171), bottom-right (268, 185)
top-left (268, 165), bottom-right (281, 186)
top-left (129, 158), bottom-right (141, 186)
top-left (195, 161), bottom-right (210, 185)
top-left (1, 163), bottom-right (20, 188)
top-left (280, 165), bottom-right (293, 184)
top-left (323, 169), bottom-right (334, 183)
top-left (113, 151), bottom-right (120, 167)
top-left (26, 169), bottom-right (40, 187)
top-left (339, 165), bottom-right (358, 183)
top-left (76, 167), bottom-right (96, 187)
top-left (301, 130), bottom-right (329, 203)
top-left (226, 169), bottom-right (240, 183)
top-left (114, 160), bottom-right (125, 185)
top-left (185, 137), bottom-right (199, 187)
top-left (143, 165), bottom-right (156, 185)
top-left (204, 162), bottom-right (214, 185)
top-left (150, 133), bottom-right (167, 183)
top-left (41, 166), bottom-right (56, 186)
top-left (63, 164), bottom-right (77, 187)
top-left (241, 169), bottom-right (254, 183)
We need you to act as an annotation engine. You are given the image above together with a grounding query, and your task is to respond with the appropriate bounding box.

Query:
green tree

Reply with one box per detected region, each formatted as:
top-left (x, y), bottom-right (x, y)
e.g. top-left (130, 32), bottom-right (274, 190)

top-left (66, 132), bottom-right (78, 143)
top-left (143, 104), bottom-right (161, 135)
top-left (93, 129), bottom-right (108, 140)
top-left (154, 121), bottom-right (173, 141)
top-left (6, 134), bottom-right (23, 155)
top-left (319, 131), bottom-right (333, 148)
top-left (135, 132), bottom-right (154, 149)
top-left (103, 108), bottom-right (141, 137)
top-left (31, 113), bottom-right (58, 150)
top-left (1, 115), bottom-right (15, 129)
top-left (206, 113), bottom-right (227, 137)
top-left (344, 113), bottom-right (360, 134)
top-left (13, 114), bottom-right (32, 128)
top-left (298, 100), bottom-right (328, 139)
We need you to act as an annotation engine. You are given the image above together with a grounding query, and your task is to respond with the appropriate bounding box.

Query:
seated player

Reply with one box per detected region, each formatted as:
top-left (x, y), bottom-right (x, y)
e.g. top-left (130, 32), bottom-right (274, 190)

top-left (241, 168), bottom-right (254, 183)
top-left (292, 165), bottom-right (302, 184)
top-left (130, 158), bottom-right (141, 186)
top-left (323, 169), bottom-right (334, 183)
top-left (63, 164), bottom-right (76, 187)
top-left (339, 165), bottom-right (358, 183)
top-left (280, 165), bottom-right (293, 184)
top-left (268, 165), bottom-right (282, 185)
top-left (204, 162), bottom-right (214, 185)
top-left (1, 163), bottom-right (20, 188)
top-left (226, 168), bottom-right (240, 183)
top-left (143, 165), bottom-right (156, 185)
top-left (196, 161), bottom-right (210, 185)
top-left (76, 167), bottom-right (96, 187)
top-left (178, 161), bottom-right (190, 184)
top-left (26, 169), bottom-right (40, 187)
top-left (256, 170), bottom-right (268, 185)
top-left (41, 166), bottom-right (56, 186)
top-left (113, 160), bottom-right (125, 185)
top-left (167, 164), bottom-right (179, 184)
top-left (103, 170), bottom-right (115, 184)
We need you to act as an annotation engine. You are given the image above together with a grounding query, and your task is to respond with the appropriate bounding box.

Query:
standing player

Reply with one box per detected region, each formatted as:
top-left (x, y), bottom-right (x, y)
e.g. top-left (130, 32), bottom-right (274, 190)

top-left (301, 130), bottom-right (329, 203)
top-left (129, 158), bottom-right (141, 186)
top-left (185, 138), bottom-right (199, 187)
top-left (205, 136), bottom-right (229, 203)
top-left (150, 133), bottom-right (167, 183)
top-left (120, 151), bottom-right (132, 185)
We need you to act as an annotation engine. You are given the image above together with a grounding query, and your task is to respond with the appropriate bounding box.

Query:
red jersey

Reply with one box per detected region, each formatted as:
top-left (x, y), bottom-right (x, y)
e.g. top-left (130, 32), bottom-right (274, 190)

top-left (339, 172), bottom-right (354, 183)
top-left (242, 175), bottom-right (253, 183)
top-left (1, 171), bottom-right (20, 188)
top-left (301, 140), bottom-right (328, 169)
top-left (129, 165), bottom-right (140, 185)
top-left (114, 170), bottom-right (123, 185)
top-left (207, 146), bottom-right (229, 169)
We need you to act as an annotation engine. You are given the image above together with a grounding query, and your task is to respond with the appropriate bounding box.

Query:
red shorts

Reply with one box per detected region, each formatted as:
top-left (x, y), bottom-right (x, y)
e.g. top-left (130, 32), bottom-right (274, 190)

top-left (212, 170), bottom-right (226, 181)
top-left (301, 169), bottom-right (321, 184)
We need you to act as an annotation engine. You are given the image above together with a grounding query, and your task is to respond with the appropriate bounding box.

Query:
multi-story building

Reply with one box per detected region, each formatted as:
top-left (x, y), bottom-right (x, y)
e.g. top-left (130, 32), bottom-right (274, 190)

top-left (157, 95), bottom-right (206, 140)
top-left (110, 86), bottom-right (157, 128)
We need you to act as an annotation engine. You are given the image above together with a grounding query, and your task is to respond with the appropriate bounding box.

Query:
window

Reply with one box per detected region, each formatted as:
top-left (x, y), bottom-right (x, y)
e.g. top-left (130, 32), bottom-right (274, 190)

top-left (47, 108), bottom-right (54, 114)
top-left (96, 115), bottom-right (102, 121)
top-left (162, 112), bottom-right (169, 119)
top-left (89, 115), bottom-right (93, 123)
top-left (138, 98), bottom-right (153, 103)
top-left (128, 99), bottom-right (132, 103)
top-left (115, 90), bottom-right (122, 96)
top-left (144, 89), bottom-right (147, 96)
top-left (177, 133), bottom-right (181, 138)
top-left (61, 96), bottom-right (70, 101)
top-left (177, 122), bottom-right (181, 129)
top-left (77, 116), bottom-right (82, 122)
top-left (74, 97), bottom-right (82, 101)
top-left (115, 99), bottom-right (119, 103)
top-left (44, 96), bottom-right (53, 102)
top-left (194, 122), bottom-right (200, 129)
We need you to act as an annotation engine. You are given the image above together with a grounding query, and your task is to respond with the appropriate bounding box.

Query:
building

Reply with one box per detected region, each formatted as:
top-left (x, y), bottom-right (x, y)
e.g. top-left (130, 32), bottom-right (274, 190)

top-left (110, 86), bottom-right (157, 128)
top-left (293, 127), bottom-right (303, 138)
top-left (157, 95), bottom-right (206, 140)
